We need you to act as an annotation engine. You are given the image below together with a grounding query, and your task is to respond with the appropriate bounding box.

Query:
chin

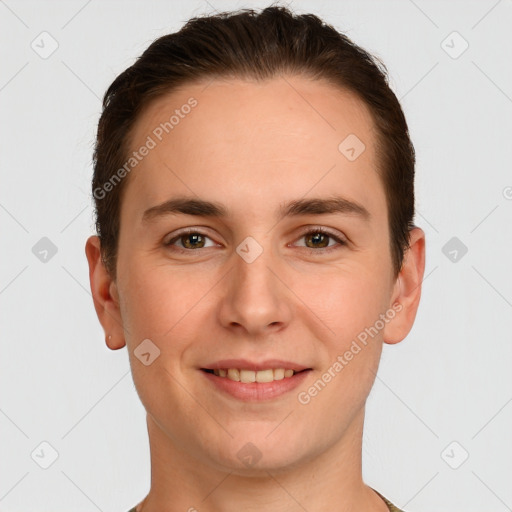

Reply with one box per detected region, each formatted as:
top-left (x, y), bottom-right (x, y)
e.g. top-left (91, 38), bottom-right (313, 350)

top-left (203, 430), bottom-right (310, 474)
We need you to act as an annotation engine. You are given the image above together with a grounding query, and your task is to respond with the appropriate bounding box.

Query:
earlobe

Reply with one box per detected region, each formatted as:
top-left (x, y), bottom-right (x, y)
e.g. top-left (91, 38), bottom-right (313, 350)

top-left (383, 227), bottom-right (426, 345)
top-left (85, 235), bottom-right (126, 350)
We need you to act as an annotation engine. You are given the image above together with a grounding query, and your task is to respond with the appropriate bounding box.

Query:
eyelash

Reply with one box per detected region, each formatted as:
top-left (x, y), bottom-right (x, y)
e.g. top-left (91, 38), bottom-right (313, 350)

top-left (164, 226), bottom-right (346, 254)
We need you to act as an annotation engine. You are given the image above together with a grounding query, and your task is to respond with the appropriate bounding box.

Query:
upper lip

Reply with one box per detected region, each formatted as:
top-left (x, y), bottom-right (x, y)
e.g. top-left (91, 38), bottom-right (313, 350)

top-left (201, 359), bottom-right (312, 372)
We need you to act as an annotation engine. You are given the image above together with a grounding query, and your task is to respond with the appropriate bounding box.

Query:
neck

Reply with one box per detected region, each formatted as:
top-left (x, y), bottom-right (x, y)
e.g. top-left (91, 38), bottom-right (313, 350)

top-left (137, 407), bottom-right (388, 512)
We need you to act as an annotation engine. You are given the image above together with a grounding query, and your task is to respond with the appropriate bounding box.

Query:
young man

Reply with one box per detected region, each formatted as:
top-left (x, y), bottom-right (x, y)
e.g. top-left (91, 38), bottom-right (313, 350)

top-left (85, 6), bottom-right (425, 512)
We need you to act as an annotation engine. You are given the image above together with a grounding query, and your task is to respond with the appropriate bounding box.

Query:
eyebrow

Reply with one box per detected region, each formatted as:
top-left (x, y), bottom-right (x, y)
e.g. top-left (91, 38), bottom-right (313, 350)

top-left (141, 195), bottom-right (371, 224)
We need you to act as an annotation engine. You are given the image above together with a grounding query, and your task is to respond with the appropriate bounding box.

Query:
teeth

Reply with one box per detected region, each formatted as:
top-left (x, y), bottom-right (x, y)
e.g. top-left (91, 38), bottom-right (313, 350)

top-left (212, 368), bottom-right (299, 382)
top-left (240, 370), bottom-right (256, 383)
top-left (273, 368), bottom-right (285, 380)
top-left (227, 368), bottom-right (240, 381)
top-left (255, 369), bottom-right (274, 383)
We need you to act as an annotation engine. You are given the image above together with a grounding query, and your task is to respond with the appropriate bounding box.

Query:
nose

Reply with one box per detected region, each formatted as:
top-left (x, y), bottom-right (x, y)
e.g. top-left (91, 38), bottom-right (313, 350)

top-left (217, 239), bottom-right (292, 337)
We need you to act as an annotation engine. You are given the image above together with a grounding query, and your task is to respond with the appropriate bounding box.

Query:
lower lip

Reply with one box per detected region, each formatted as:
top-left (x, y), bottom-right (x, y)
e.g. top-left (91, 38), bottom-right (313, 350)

top-left (201, 369), bottom-right (312, 401)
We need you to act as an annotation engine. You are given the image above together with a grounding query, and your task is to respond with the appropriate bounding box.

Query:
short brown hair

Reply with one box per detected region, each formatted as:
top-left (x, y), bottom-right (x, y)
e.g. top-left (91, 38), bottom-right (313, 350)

top-left (92, 4), bottom-right (416, 281)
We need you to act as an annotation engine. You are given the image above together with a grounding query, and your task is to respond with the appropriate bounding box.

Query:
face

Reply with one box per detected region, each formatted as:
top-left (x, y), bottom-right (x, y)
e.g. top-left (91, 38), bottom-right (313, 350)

top-left (88, 75), bottom-right (422, 474)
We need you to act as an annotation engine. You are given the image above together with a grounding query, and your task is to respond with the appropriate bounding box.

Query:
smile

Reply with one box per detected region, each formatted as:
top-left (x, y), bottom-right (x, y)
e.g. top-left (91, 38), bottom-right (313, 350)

top-left (203, 367), bottom-right (307, 382)
top-left (200, 368), bottom-right (312, 401)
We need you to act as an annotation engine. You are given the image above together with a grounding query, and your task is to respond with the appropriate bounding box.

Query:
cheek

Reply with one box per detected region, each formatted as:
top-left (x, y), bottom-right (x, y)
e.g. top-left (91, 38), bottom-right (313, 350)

top-left (300, 266), bottom-right (389, 341)
top-left (118, 266), bottom-right (200, 404)
top-left (117, 261), bottom-right (179, 339)
top-left (302, 271), bottom-right (387, 394)
top-left (118, 259), bottom-right (217, 355)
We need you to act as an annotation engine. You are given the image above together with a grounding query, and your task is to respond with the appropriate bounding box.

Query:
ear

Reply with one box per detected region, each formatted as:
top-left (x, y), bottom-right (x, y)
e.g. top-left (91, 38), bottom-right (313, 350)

top-left (85, 235), bottom-right (126, 350)
top-left (383, 227), bottom-right (426, 345)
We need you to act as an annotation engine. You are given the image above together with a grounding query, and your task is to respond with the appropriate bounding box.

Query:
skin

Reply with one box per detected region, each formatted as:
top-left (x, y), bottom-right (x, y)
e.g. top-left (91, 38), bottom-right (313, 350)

top-left (86, 74), bottom-right (425, 512)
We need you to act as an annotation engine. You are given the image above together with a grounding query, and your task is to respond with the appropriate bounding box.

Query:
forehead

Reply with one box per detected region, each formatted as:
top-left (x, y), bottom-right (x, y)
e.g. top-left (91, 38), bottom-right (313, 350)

top-left (122, 74), bottom-right (386, 226)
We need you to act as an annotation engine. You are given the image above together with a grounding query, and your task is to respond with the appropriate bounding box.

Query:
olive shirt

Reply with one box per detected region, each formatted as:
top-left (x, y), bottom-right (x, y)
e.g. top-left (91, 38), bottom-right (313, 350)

top-left (127, 488), bottom-right (405, 512)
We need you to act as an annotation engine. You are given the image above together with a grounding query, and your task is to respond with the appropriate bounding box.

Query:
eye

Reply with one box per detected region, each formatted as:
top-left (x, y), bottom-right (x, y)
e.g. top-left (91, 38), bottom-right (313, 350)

top-left (164, 226), bottom-right (346, 254)
top-left (293, 227), bottom-right (346, 253)
top-left (164, 228), bottom-right (217, 251)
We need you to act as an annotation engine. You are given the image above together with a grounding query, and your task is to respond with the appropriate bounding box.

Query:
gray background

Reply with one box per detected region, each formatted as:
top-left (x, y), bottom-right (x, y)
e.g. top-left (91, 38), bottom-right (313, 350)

top-left (1, 0), bottom-right (511, 511)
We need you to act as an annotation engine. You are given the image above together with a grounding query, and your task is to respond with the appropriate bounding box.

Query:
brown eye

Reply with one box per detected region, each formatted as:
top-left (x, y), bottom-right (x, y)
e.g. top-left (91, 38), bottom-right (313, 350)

top-left (294, 227), bottom-right (346, 253)
top-left (304, 232), bottom-right (330, 248)
top-left (165, 230), bottom-right (216, 250)
top-left (180, 233), bottom-right (206, 249)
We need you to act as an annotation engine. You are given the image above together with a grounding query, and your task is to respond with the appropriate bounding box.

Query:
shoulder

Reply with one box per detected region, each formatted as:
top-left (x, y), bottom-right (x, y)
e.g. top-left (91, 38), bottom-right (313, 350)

top-left (125, 491), bottom-right (405, 512)
top-left (372, 488), bottom-right (406, 512)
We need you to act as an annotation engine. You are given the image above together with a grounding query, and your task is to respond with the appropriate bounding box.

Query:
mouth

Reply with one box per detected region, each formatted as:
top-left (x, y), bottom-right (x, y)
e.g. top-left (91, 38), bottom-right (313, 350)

top-left (200, 367), bottom-right (312, 383)
top-left (200, 366), bottom-right (313, 401)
